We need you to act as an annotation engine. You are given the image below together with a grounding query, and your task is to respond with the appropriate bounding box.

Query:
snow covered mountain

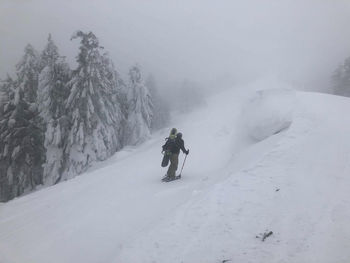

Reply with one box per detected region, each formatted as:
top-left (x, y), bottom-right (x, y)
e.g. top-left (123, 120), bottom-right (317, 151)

top-left (1, 82), bottom-right (350, 263)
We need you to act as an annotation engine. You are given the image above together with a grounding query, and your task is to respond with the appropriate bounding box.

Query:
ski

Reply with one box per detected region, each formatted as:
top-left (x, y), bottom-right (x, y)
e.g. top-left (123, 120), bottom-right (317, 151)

top-left (161, 175), bottom-right (181, 182)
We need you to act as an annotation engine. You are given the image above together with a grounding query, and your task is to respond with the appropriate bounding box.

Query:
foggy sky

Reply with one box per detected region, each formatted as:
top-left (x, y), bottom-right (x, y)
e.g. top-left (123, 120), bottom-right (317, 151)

top-left (1, 0), bottom-right (350, 89)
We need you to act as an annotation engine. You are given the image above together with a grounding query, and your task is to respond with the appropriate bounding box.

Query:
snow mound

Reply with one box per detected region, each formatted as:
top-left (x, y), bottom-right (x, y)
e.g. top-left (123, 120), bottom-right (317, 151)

top-left (244, 89), bottom-right (296, 141)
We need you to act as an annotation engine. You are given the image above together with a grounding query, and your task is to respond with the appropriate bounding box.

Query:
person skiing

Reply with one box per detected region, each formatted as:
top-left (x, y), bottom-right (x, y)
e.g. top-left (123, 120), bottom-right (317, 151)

top-left (162, 128), bottom-right (189, 180)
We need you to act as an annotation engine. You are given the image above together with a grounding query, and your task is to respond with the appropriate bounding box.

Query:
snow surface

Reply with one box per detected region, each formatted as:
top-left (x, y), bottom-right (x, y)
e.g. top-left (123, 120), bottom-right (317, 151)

top-left (1, 84), bottom-right (350, 263)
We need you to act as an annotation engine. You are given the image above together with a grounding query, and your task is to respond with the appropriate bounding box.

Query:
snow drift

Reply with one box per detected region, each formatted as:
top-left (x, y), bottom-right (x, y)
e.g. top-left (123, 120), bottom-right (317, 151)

top-left (244, 89), bottom-right (296, 141)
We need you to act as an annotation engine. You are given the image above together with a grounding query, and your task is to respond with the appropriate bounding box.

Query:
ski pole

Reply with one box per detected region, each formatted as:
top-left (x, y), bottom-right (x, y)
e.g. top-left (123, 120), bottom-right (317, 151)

top-left (179, 154), bottom-right (188, 176)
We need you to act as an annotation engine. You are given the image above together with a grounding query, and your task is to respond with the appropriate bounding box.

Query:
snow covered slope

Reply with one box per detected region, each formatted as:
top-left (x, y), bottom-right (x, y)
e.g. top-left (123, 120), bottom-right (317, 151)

top-left (1, 85), bottom-right (350, 263)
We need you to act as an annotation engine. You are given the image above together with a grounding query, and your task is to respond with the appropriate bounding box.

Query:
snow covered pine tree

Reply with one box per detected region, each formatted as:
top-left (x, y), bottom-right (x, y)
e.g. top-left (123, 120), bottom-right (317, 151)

top-left (0, 84), bottom-right (44, 201)
top-left (16, 44), bottom-right (40, 103)
top-left (0, 75), bottom-right (15, 118)
top-left (0, 44), bottom-right (45, 201)
top-left (146, 74), bottom-right (170, 131)
top-left (64, 31), bottom-right (123, 178)
top-left (37, 34), bottom-right (71, 185)
top-left (332, 57), bottom-right (350, 97)
top-left (124, 65), bottom-right (153, 145)
top-left (100, 52), bottom-right (127, 142)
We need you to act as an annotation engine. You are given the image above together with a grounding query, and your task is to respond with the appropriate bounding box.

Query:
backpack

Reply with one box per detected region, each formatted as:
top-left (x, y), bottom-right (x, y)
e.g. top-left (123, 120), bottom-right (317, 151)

top-left (162, 128), bottom-right (177, 151)
top-left (161, 129), bottom-right (177, 167)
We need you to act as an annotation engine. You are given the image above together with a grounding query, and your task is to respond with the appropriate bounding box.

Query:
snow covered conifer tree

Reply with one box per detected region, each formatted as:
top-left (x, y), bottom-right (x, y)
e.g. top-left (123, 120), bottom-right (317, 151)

top-left (0, 75), bottom-right (15, 100)
top-left (0, 86), bottom-right (45, 201)
top-left (101, 53), bottom-right (127, 140)
top-left (332, 57), bottom-right (350, 97)
top-left (39, 34), bottom-right (59, 70)
top-left (0, 75), bottom-right (16, 117)
top-left (64, 31), bottom-right (123, 178)
top-left (37, 34), bottom-right (71, 185)
top-left (16, 44), bottom-right (40, 103)
top-left (102, 53), bottom-right (125, 93)
top-left (146, 74), bottom-right (170, 131)
top-left (38, 34), bottom-right (70, 120)
top-left (124, 65), bottom-right (153, 145)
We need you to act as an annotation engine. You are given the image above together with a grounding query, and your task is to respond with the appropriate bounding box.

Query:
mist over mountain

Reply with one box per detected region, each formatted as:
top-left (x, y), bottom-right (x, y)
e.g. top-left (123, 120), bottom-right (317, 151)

top-left (1, 0), bottom-right (350, 91)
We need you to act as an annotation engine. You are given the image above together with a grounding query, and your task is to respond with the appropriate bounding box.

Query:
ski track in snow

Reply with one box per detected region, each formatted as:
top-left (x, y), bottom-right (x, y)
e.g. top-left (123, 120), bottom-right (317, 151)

top-left (1, 87), bottom-right (350, 263)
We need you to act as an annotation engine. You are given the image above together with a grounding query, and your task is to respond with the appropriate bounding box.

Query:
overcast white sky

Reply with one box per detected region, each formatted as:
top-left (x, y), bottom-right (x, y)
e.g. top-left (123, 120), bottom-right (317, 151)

top-left (1, 0), bottom-right (350, 89)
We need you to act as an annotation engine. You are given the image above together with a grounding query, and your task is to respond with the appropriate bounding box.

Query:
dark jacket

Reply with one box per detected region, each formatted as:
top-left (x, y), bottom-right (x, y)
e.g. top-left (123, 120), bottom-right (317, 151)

top-left (162, 136), bottom-right (187, 155)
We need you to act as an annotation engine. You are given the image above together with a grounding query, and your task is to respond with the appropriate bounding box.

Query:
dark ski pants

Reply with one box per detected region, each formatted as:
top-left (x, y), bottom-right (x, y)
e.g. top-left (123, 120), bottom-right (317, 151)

top-left (167, 154), bottom-right (179, 178)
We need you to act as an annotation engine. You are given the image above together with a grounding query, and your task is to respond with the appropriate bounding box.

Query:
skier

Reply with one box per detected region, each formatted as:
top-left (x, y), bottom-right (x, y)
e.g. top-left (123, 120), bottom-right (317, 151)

top-left (162, 128), bottom-right (189, 181)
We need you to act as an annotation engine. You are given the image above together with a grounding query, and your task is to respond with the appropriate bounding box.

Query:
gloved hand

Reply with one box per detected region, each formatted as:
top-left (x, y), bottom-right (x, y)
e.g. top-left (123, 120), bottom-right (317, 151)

top-left (185, 149), bottom-right (189, 155)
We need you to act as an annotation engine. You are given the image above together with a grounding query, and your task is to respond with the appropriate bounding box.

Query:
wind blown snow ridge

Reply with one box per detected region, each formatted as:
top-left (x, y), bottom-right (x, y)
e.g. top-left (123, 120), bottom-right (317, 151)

top-left (1, 87), bottom-right (350, 263)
